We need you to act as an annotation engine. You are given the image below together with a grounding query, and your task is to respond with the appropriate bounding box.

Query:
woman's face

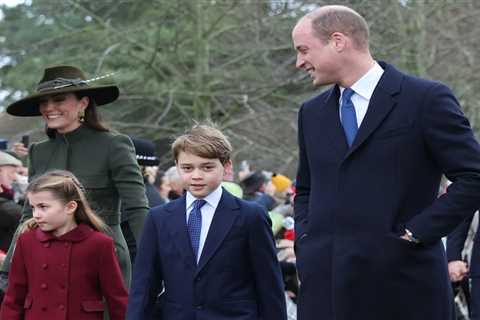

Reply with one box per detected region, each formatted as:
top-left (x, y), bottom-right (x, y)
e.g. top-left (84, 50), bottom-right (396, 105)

top-left (39, 93), bottom-right (89, 134)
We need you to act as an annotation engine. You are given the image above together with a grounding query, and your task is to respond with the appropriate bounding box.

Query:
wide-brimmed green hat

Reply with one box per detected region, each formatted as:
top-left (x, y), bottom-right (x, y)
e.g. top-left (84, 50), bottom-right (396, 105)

top-left (6, 65), bottom-right (119, 117)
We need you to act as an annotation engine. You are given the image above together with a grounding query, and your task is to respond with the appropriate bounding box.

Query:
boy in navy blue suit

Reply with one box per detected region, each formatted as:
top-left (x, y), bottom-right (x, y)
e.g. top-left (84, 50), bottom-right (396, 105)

top-left (127, 124), bottom-right (287, 320)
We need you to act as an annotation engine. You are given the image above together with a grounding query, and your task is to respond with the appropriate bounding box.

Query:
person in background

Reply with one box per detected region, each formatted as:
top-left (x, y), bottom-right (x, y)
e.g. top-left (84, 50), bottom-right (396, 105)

top-left (240, 171), bottom-right (276, 211)
top-left (1, 65), bottom-right (148, 290)
top-left (122, 137), bottom-right (163, 264)
top-left (447, 215), bottom-right (479, 319)
top-left (153, 170), bottom-right (171, 203)
top-left (127, 124), bottom-right (287, 320)
top-left (0, 152), bottom-right (23, 264)
top-left (0, 170), bottom-right (127, 320)
top-left (164, 165), bottom-right (184, 200)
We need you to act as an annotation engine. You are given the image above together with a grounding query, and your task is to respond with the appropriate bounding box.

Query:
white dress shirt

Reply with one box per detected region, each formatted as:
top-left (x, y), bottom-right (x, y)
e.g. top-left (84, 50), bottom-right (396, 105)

top-left (339, 61), bottom-right (384, 127)
top-left (185, 185), bottom-right (223, 262)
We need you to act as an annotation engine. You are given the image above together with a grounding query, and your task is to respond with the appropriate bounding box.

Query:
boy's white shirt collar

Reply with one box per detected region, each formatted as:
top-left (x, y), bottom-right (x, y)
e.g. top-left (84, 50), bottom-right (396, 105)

top-left (186, 184), bottom-right (223, 210)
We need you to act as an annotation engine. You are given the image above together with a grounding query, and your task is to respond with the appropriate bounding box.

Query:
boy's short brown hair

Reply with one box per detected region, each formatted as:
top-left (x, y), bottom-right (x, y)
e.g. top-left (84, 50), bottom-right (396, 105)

top-left (172, 124), bottom-right (232, 165)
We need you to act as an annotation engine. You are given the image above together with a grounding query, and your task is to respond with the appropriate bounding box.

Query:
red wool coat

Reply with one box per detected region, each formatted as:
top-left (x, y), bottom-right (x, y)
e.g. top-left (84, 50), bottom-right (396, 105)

top-left (0, 224), bottom-right (128, 320)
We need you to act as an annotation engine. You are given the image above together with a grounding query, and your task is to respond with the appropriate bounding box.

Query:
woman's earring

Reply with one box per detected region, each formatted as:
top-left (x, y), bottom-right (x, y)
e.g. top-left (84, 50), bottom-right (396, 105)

top-left (78, 110), bottom-right (85, 123)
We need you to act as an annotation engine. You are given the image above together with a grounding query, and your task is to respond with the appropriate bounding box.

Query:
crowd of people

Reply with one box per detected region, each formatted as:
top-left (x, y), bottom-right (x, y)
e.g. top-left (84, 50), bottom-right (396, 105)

top-left (1, 3), bottom-right (480, 320)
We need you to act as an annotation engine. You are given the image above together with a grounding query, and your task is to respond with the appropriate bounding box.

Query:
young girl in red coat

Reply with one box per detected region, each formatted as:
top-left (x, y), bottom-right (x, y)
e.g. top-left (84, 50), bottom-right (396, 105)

top-left (0, 170), bottom-right (128, 320)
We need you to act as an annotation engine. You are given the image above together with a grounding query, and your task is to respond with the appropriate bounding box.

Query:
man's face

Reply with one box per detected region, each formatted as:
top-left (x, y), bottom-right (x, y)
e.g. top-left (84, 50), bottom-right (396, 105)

top-left (176, 151), bottom-right (231, 199)
top-left (0, 165), bottom-right (18, 189)
top-left (292, 18), bottom-right (339, 87)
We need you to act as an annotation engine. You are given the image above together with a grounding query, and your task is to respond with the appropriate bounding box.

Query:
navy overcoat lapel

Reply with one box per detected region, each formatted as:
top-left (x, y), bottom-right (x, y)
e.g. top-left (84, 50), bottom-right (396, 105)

top-left (345, 62), bottom-right (403, 159)
top-left (315, 86), bottom-right (349, 158)
top-left (195, 190), bottom-right (240, 275)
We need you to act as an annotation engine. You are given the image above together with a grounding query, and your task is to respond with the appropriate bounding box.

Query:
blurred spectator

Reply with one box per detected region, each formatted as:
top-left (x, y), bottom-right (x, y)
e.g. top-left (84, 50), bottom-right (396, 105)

top-left (0, 152), bottom-right (23, 261)
top-left (153, 170), bottom-right (171, 203)
top-left (122, 137), bottom-right (163, 264)
top-left (165, 166), bottom-right (184, 200)
top-left (130, 137), bottom-right (164, 208)
top-left (240, 171), bottom-right (276, 211)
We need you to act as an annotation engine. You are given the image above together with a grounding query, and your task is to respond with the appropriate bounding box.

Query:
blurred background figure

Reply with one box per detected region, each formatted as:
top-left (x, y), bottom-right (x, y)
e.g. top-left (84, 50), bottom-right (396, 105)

top-left (130, 137), bottom-right (163, 208)
top-left (0, 152), bottom-right (23, 268)
top-left (164, 165), bottom-right (184, 200)
top-left (153, 170), bottom-right (171, 204)
top-left (122, 137), bottom-right (163, 264)
top-left (240, 170), bottom-right (276, 211)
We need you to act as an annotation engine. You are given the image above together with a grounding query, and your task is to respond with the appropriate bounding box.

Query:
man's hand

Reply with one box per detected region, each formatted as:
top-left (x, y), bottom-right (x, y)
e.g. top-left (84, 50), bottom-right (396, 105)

top-left (448, 260), bottom-right (469, 282)
top-left (12, 142), bottom-right (28, 157)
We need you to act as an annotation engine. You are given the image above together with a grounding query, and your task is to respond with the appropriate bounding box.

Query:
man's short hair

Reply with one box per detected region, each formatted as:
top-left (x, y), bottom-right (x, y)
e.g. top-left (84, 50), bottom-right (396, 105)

top-left (309, 6), bottom-right (369, 50)
top-left (172, 124), bottom-right (232, 165)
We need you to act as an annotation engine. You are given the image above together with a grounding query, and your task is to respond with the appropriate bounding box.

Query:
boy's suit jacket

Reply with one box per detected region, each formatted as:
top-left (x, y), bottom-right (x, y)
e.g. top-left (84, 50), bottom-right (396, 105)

top-left (127, 189), bottom-right (287, 320)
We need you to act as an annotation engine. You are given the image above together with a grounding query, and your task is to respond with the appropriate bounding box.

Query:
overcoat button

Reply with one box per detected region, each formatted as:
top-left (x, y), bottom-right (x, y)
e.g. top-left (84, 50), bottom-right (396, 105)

top-left (42, 263), bottom-right (48, 269)
top-left (41, 283), bottom-right (48, 289)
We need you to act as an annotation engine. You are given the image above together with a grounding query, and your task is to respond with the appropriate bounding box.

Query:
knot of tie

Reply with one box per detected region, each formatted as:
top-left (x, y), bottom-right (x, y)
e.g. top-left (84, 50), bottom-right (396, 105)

top-left (193, 199), bottom-right (207, 210)
top-left (342, 88), bottom-right (355, 105)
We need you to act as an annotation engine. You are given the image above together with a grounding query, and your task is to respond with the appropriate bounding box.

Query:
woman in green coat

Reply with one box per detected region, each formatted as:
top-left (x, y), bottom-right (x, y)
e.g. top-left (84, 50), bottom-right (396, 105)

top-left (0, 65), bottom-right (149, 289)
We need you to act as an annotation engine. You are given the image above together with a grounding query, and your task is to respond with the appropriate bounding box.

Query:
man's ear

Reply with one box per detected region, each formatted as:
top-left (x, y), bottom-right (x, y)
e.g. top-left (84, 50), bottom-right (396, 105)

top-left (330, 31), bottom-right (347, 52)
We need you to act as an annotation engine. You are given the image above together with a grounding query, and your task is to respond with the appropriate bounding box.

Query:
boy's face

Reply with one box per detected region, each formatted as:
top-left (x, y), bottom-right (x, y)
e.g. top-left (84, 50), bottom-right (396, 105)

top-left (176, 151), bottom-right (231, 199)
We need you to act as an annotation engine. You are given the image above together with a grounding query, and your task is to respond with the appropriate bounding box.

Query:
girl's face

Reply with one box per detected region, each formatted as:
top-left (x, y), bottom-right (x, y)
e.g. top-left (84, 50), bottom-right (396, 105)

top-left (38, 93), bottom-right (89, 134)
top-left (29, 190), bottom-right (78, 237)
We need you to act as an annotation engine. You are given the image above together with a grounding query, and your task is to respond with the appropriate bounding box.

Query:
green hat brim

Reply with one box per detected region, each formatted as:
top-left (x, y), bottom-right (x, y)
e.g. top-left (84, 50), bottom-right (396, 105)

top-left (6, 85), bottom-right (119, 117)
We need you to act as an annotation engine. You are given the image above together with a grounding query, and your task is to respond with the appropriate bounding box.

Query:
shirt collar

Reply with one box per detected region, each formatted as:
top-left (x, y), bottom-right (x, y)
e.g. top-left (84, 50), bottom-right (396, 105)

top-left (341, 61), bottom-right (384, 100)
top-left (186, 184), bottom-right (223, 210)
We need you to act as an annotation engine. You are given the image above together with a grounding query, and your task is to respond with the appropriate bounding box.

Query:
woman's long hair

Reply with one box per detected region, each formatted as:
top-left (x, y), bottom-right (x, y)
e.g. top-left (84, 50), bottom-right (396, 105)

top-left (46, 93), bottom-right (110, 139)
top-left (21, 170), bottom-right (108, 234)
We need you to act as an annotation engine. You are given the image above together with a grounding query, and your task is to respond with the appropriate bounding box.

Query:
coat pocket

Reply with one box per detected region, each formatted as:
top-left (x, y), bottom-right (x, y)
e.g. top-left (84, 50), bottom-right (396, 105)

top-left (23, 296), bottom-right (33, 309)
top-left (81, 300), bottom-right (105, 312)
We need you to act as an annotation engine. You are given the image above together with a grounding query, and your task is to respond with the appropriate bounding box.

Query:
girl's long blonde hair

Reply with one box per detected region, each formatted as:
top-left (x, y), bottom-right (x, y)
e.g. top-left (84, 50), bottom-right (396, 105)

top-left (21, 170), bottom-right (108, 234)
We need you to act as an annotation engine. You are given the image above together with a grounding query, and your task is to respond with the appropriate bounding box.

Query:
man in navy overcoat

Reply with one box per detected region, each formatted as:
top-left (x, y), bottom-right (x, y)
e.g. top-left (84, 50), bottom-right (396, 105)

top-left (292, 5), bottom-right (480, 320)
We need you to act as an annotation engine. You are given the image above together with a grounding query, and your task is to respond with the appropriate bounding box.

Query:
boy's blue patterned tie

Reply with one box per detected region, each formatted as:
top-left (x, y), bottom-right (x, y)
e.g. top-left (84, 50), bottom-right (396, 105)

top-left (341, 88), bottom-right (358, 147)
top-left (187, 199), bottom-right (206, 261)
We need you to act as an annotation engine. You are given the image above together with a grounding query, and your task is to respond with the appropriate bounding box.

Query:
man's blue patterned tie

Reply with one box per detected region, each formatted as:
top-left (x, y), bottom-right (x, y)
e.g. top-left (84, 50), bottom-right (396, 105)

top-left (341, 88), bottom-right (358, 147)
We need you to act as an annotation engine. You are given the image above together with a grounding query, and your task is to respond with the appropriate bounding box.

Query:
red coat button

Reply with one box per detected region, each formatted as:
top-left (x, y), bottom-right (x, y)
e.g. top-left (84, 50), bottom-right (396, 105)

top-left (59, 305), bottom-right (65, 310)
top-left (42, 263), bottom-right (48, 269)
top-left (41, 283), bottom-right (47, 289)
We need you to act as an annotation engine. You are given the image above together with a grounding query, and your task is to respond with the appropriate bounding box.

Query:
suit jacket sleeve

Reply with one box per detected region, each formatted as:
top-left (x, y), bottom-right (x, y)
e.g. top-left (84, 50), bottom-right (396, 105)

top-left (294, 104), bottom-right (311, 239)
top-left (0, 235), bottom-right (28, 320)
top-left (108, 134), bottom-right (149, 242)
top-left (446, 214), bottom-right (474, 262)
top-left (126, 211), bottom-right (163, 320)
top-left (99, 236), bottom-right (129, 320)
top-left (247, 206), bottom-right (287, 320)
top-left (406, 83), bottom-right (480, 243)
